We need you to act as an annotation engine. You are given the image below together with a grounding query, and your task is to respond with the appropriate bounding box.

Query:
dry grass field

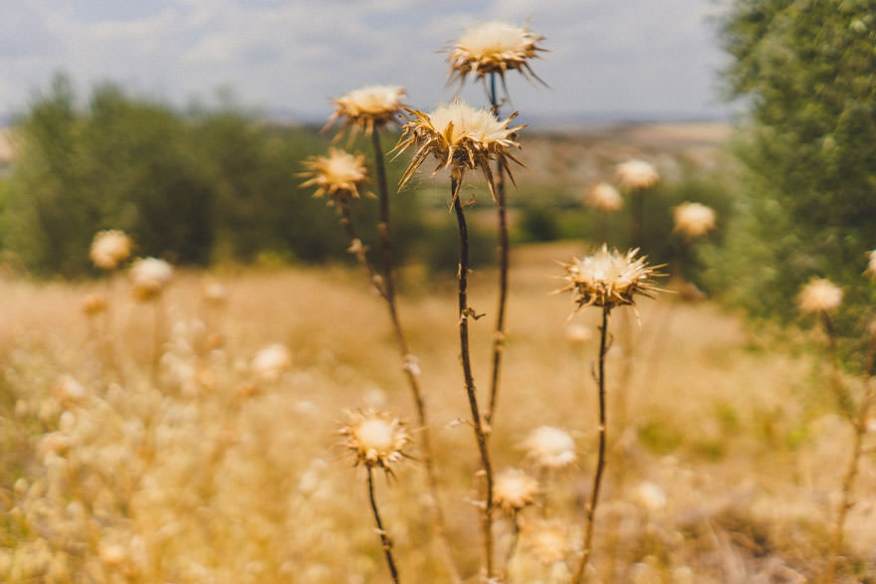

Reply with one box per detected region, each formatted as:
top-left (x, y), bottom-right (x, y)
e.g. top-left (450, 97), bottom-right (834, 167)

top-left (0, 240), bottom-right (873, 583)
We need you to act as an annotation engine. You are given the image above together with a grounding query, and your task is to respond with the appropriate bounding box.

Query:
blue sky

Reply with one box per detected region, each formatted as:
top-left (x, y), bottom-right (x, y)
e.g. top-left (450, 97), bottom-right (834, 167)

top-left (1, 0), bottom-right (733, 124)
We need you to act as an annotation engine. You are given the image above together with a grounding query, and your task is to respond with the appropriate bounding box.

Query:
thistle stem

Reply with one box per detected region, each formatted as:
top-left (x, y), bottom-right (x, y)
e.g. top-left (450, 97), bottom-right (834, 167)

top-left (337, 193), bottom-right (461, 583)
top-left (452, 177), bottom-right (495, 579)
top-left (368, 467), bottom-right (400, 584)
top-left (574, 307), bottom-right (611, 584)
top-left (486, 74), bottom-right (509, 428)
top-left (371, 129), bottom-right (461, 583)
top-left (825, 324), bottom-right (876, 582)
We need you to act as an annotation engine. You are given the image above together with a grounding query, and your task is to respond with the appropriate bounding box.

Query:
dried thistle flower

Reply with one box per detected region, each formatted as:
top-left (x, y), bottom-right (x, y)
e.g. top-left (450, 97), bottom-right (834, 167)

top-left (339, 408), bottom-right (410, 475)
top-left (525, 521), bottom-right (570, 565)
top-left (673, 202), bottom-right (717, 240)
top-left (201, 281), bottom-right (228, 307)
top-left (447, 20), bottom-right (546, 88)
top-left (585, 182), bottom-right (623, 212)
top-left (557, 245), bottom-right (662, 312)
top-left (129, 257), bottom-right (174, 302)
top-left (90, 230), bottom-right (132, 270)
top-left (395, 99), bottom-right (524, 200)
top-left (81, 292), bottom-right (108, 316)
top-left (251, 344), bottom-right (291, 382)
top-left (325, 85), bottom-right (407, 139)
top-left (300, 148), bottom-right (368, 204)
top-left (616, 159), bottom-right (659, 191)
top-left (799, 277), bottom-right (843, 314)
top-left (522, 425), bottom-right (576, 469)
top-left (494, 468), bottom-right (539, 513)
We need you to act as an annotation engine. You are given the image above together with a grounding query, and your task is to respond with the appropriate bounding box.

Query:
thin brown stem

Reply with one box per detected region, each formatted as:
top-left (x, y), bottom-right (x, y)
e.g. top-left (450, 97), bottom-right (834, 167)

top-left (486, 75), bottom-right (510, 428)
top-left (503, 511), bottom-right (522, 579)
top-left (337, 189), bottom-right (461, 583)
top-left (368, 468), bottom-right (400, 584)
top-left (825, 326), bottom-right (876, 582)
top-left (452, 177), bottom-right (495, 579)
top-left (574, 307), bottom-right (611, 584)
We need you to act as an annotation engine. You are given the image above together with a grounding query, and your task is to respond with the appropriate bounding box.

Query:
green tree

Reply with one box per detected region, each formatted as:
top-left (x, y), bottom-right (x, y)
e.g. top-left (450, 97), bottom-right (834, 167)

top-left (715, 0), bottom-right (876, 367)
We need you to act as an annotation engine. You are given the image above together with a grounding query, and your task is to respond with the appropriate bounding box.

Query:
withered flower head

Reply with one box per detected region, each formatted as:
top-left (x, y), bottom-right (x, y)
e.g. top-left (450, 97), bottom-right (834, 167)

top-left (585, 182), bottom-right (623, 212)
top-left (799, 277), bottom-right (843, 314)
top-left (616, 159), bottom-right (660, 191)
top-left (557, 245), bottom-right (662, 312)
top-left (493, 468), bottom-right (539, 514)
top-left (525, 521), bottom-right (571, 566)
top-left (129, 257), bottom-right (174, 302)
top-left (522, 425), bottom-right (576, 469)
top-left (325, 85), bottom-right (407, 139)
top-left (448, 20), bottom-right (546, 87)
top-left (300, 148), bottom-right (368, 204)
top-left (90, 229), bottom-right (132, 270)
top-left (339, 408), bottom-right (410, 474)
top-left (394, 99), bottom-right (524, 201)
top-left (673, 202), bottom-right (717, 240)
top-left (81, 292), bottom-right (108, 316)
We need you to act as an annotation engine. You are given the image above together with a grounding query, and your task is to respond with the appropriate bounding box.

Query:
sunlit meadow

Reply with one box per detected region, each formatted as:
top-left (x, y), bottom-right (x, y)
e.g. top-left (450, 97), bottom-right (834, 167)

top-left (2, 14), bottom-right (876, 584)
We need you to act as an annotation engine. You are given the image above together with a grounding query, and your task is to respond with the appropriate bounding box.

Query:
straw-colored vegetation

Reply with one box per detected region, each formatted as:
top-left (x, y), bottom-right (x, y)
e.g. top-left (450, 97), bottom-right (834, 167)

top-left (0, 246), bottom-right (873, 583)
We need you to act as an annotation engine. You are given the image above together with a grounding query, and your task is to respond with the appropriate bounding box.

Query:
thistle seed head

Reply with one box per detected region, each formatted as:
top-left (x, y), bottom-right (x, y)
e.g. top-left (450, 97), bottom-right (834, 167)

top-left (557, 245), bottom-right (662, 312)
top-left (673, 202), bottom-right (717, 241)
top-left (616, 159), bottom-right (659, 191)
top-left (326, 85), bottom-right (407, 139)
top-left (339, 408), bottom-right (410, 474)
top-left (799, 277), bottom-right (843, 314)
top-left (300, 148), bottom-right (368, 204)
top-left (447, 21), bottom-right (546, 87)
top-left (493, 468), bottom-right (539, 514)
top-left (90, 230), bottom-right (132, 271)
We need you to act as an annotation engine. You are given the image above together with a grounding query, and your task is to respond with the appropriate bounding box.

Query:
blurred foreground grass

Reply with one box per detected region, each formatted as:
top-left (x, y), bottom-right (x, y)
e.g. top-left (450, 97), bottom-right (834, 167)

top-left (0, 241), bottom-right (873, 583)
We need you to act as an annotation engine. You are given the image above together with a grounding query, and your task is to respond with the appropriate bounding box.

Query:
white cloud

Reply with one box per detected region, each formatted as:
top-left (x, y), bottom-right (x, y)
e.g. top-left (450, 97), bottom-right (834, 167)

top-left (0, 0), bottom-right (731, 122)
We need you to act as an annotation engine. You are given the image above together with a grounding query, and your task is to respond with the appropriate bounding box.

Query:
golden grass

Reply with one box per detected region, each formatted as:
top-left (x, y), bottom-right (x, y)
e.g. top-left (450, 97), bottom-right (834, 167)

top-left (0, 243), bottom-right (873, 583)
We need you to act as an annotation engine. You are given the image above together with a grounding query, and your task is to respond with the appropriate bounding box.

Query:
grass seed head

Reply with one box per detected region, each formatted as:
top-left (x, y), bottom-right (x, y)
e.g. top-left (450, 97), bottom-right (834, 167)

top-left (494, 468), bottom-right (539, 514)
top-left (616, 159), bottom-right (660, 190)
top-left (300, 148), bottom-right (368, 204)
top-left (557, 245), bottom-right (662, 312)
top-left (326, 85), bottom-right (407, 139)
top-left (90, 230), bottom-right (132, 270)
top-left (447, 20), bottom-right (546, 87)
top-left (799, 277), bottom-right (843, 314)
top-left (523, 425), bottom-right (576, 469)
top-left (339, 408), bottom-right (410, 474)
top-left (673, 202), bottom-right (717, 240)
top-left (395, 99), bottom-right (523, 201)
top-left (585, 182), bottom-right (623, 212)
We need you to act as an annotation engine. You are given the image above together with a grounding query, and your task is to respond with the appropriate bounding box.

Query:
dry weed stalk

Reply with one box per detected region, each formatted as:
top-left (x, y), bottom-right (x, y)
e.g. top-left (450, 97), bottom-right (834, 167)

top-left (396, 99), bottom-right (523, 580)
top-left (800, 275), bottom-right (876, 582)
top-left (311, 90), bottom-right (464, 581)
top-left (556, 246), bottom-right (662, 582)
top-left (447, 21), bottom-right (547, 429)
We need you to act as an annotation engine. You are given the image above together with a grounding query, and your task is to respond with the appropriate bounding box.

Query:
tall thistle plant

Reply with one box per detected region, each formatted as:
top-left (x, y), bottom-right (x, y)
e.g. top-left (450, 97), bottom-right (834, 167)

top-left (446, 21), bottom-right (547, 427)
top-left (556, 246), bottom-right (662, 583)
top-left (395, 99), bottom-right (524, 580)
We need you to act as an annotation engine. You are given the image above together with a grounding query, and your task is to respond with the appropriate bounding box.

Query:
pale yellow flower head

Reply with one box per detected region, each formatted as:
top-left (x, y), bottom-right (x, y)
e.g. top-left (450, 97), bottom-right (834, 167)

top-left (525, 521), bottom-right (570, 565)
top-left (616, 159), bottom-right (660, 190)
top-left (585, 182), bottom-right (623, 212)
top-left (448, 21), bottom-right (546, 87)
top-left (326, 85), bottom-right (407, 139)
top-left (90, 229), bottom-right (132, 270)
top-left (493, 468), bottom-right (539, 514)
top-left (799, 277), bottom-right (843, 314)
top-left (673, 202), bottom-right (717, 240)
top-left (300, 148), bottom-right (368, 203)
top-left (251, 343), bottom-right (291, 382)
top-left (395, 99), bottom-right (524, 201)
top-left (129, 257), bottom-right (174, 302)
top-left (81, 292), bottom-right (108, 316)
top-left (557, 245), bottom-right (662, 312)
top-left (339, 408), bottom-right (410, 474)
top-left (522, 425), bottom-right (576, 469)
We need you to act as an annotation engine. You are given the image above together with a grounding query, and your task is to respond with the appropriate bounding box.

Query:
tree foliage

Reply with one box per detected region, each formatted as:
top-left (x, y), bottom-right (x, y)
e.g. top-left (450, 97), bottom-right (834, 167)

top-left (1, 75), bottom-right (411, 277)
top-left (714, 0), bottom-right (876, 362)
